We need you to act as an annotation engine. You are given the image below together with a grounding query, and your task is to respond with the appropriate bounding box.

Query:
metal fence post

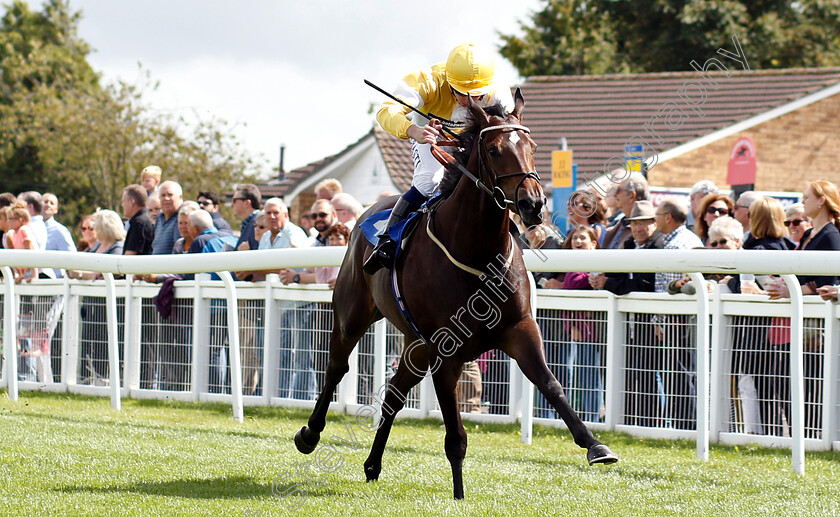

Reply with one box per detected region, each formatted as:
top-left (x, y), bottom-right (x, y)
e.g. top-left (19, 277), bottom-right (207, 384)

top-left (820, 299), bottom-right (836, 449)
top-left (59, 276), bottom-right (71, 387)
top-left (103, 273), bottom-right (121, 411)
top-left (688, 272), bottom-right (710, 461)
top-left (262, 274), bottom-right (279, 404)
top-left (64, 286), bottom-right (80, 387)
top-left (220, 271), bottom-right (244, 423)
top-left (709, 284), bottom-right (726, 442)
top-left (604, 291), bottom-right (622, 430)
top-left (123, 275), bottom-right (142, 391)
top-left (2, 266), bottom-right (18, 401)
top-left (782, 274), bottom-right (805, 474)
top-left (191, 274), bottom-right (211, 400)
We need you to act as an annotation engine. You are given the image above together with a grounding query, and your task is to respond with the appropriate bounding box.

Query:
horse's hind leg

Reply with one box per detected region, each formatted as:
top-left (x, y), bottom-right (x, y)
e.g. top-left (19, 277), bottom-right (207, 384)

top-left (432, 361), bottom-right (468, 500)
top-left (363, 338), bottom-right (428, 482)
top-left (295, 292), bottom-right (376, 454)
top-left (502, 321), bottom-right (618, 464)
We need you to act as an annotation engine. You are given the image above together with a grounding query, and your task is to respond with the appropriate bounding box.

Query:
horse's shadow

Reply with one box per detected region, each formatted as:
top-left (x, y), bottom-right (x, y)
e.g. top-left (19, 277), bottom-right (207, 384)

top-left (57, 475), bottom-right (352, 500)
top-left (57, 476), bottom-right (270, 500)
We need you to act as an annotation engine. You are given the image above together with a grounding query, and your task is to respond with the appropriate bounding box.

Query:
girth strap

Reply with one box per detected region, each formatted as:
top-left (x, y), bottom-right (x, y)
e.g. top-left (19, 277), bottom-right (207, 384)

top-left (425, 213), bottom-right (515, 279)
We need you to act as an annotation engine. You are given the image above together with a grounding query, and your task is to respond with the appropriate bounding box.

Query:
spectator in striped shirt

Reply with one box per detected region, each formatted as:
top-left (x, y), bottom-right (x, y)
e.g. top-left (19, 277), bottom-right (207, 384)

top-left (652, 199), bottom-right (703, 430)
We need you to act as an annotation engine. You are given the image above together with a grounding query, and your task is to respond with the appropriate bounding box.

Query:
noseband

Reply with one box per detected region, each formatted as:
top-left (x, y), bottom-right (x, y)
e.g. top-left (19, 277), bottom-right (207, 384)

top-left (476, 124), bottom-right (541, 211)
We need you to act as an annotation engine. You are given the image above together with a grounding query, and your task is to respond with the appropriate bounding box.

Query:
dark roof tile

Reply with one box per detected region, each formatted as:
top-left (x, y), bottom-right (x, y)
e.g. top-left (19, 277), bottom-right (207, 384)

top-left (250, 68), bottom-right (840, 198)
top-left (520, 67), bottom-right (840, 183)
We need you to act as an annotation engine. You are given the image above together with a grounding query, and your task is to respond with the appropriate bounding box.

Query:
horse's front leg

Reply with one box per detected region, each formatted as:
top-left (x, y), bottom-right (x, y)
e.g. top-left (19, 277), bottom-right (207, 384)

top-left (432, 360), bottom-right (468, 499)
top-left (295, 296), bottom-right (375, 454)
top-left (501, 318), bottom-right (618, 464)
top-left (363, 339), bottom-right (427, 482)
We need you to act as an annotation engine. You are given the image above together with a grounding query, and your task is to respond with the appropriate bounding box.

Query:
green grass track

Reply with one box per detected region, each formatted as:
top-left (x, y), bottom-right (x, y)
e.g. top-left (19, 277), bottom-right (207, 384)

top-left (1, 390), bottom-right (838, 516)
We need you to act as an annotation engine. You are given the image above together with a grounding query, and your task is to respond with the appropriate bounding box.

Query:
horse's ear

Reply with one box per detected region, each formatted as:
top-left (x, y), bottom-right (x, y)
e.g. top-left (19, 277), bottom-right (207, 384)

top-left (512, 88), bottom-right (525, 120)
top-left (467, 95), bottom-right (490, 126)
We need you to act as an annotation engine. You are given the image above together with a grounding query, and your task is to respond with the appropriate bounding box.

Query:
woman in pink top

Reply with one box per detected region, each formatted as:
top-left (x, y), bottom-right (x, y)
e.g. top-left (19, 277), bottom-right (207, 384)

top-left (7, 203), bottom-right (37, 282)
top-left (560, 226), bottom-right (605, 422)
top-left (315, 224), bottom-right (350, 288)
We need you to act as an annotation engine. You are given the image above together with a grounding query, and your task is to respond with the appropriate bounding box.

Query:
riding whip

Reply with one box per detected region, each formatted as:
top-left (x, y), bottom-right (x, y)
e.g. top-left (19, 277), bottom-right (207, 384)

top-left (364, 79), bottom-right (461, 140)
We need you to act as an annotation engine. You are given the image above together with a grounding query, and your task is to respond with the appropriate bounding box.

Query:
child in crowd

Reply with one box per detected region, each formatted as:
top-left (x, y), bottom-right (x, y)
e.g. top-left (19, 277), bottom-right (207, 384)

top-left (140, 165), bottom-right (162, 195)
top-left (146, 191), bottom-right (162, 224)
top-left (560, 225), bottom-right (605, 422)
top-left (0, 206), bottom-right (11, 248)
top-left (7, 202), bottom-right (38, 282)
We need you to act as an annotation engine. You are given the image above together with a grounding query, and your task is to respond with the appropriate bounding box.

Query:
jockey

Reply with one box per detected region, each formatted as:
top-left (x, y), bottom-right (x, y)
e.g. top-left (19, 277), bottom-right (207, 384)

top-left (363, 42), bottom-right (515, 274)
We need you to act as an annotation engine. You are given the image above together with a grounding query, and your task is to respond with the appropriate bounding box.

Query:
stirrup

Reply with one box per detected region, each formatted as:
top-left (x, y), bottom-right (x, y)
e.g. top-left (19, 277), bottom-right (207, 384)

top-left (363, 237), bottom-right (397, 274)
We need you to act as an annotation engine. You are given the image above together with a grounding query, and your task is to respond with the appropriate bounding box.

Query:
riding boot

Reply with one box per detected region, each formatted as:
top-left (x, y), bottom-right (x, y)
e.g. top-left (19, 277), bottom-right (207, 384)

top-left (363, 197), bottom-right (415, 274)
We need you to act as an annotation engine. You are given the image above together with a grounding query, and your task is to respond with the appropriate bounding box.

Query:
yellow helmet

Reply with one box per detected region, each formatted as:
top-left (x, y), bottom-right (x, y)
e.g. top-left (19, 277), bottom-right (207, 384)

top-left (445, 43), bottom-right (495, 96)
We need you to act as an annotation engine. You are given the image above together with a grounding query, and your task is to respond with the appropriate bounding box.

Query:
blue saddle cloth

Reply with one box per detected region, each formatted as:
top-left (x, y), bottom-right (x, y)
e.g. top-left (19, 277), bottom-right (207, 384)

top-left (359, 196), bottom-right (443, 343)
top-left (359, 209), bottom-right (421, 249)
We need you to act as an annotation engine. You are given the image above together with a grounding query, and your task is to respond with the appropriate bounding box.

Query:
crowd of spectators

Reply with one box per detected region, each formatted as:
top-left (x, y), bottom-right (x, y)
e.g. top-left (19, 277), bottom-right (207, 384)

top-left (1, 168), bottom-right (368, 395)
top-left (528, 175), bottom-right (840, 437)
top-left (3, 168), bottom-right (838, 435)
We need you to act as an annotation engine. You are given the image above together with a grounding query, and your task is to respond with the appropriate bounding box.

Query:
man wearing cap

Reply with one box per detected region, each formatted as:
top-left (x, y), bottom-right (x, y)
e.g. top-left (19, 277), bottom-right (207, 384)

top-left (602, 173), bottom-right (649, 250)
top-left (364, 42), bottom-right (514, 274)
top-left (590, 200), bottom-right (664, 294)
top-left (589, 200), bottom-right (664, 427)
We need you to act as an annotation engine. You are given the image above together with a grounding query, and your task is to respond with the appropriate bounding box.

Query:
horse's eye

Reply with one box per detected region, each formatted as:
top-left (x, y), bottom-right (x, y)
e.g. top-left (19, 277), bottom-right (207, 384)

top-left (487, 146), bottom-right (502, 158)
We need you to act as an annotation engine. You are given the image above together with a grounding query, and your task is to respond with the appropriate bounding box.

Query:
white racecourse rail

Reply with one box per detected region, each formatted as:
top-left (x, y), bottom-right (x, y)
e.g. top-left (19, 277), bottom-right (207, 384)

top-left (1, 248), bottom-right (839, 474)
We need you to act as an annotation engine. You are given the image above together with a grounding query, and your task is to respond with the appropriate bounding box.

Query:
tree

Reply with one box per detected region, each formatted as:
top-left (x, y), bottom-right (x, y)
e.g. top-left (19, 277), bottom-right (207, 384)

top-left (499, 0), bottom-right (840, 76)
top-left (499, 0), bottom-right (623, 76)
top-left (0, 1), bottom-right (262, 233)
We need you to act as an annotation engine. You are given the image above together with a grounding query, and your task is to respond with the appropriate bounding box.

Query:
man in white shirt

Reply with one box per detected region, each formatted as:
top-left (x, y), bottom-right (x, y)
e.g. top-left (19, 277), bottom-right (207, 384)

top-left (330, 193), bottom-right (363, 231)
top-left (42, 193), bottom-right (76, 278)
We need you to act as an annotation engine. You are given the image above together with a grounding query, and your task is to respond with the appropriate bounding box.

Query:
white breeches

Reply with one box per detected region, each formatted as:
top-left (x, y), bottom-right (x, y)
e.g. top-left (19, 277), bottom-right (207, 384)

top-left (410, 140), bottom-right (447, 198)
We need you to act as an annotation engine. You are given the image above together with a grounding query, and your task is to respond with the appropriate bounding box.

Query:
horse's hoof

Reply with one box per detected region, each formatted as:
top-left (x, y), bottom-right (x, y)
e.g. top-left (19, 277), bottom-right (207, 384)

top-left (294, 427), bottom-right (319, 454)
top-left (587, 444), bottom-right (618, 465)
top-left (364, 462), bottom-right (380, 482)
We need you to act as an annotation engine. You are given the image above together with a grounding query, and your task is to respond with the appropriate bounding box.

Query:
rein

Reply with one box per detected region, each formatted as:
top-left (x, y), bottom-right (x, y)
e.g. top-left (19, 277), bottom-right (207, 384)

top-left (430, 123), bottom-right (540, 211)
top-left (421, 121), bottom-right (533, 279)
top-left (476, 124), bottom-right (541, 210)
top-left (425, 208), bottom-right (516, 279)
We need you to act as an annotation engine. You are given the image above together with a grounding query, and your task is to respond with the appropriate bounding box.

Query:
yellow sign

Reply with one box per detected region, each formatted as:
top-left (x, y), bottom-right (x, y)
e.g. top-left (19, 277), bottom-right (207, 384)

top-left (552, 150), bottom-right (573, 188)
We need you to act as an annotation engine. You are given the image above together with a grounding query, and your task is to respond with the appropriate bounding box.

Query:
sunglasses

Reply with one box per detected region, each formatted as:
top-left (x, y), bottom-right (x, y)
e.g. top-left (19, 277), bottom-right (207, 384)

top-left (81, 226), bottom-right (93, 231)
top-left (311, 212), bottom-right (329, 219)
top-left (705, 206), bottom-right (730, 216)
top-left (709, 238), bottom-right (729, 247)
top-left (256, 225), bottom-right (266, 230)
top-left (198, 200), bottom-right (213, 207)
top-left (784, 219), bottom-right (806, 227)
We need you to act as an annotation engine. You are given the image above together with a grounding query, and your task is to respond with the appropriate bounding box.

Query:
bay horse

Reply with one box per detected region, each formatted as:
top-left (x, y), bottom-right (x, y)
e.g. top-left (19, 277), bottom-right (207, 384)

top-left (294, 90), bottom-right (617, 499)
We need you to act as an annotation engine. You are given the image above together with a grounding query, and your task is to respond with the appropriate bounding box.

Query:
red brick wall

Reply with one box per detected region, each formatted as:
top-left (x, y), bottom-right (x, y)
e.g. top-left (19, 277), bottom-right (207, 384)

top-left (648, 94), bottom-right (840, 193)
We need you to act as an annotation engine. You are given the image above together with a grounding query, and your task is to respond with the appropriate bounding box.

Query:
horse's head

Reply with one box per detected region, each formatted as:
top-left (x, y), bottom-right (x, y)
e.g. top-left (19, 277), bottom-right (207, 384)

top-left (468, 89), bottom-right (545, 227)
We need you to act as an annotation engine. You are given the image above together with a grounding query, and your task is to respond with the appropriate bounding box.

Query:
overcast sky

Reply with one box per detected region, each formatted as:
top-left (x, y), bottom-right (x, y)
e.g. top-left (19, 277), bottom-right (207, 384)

top-left (62, 0), bottom-right (543, 177)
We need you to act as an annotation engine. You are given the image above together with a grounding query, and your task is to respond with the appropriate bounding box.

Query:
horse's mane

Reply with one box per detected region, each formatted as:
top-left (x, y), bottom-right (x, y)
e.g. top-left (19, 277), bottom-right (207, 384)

top-left (438, 102), bottom-right (508, 198)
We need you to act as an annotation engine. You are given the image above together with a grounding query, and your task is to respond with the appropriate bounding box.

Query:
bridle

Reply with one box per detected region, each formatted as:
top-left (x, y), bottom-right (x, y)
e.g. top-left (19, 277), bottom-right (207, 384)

top-left (431, 122), bottom-right (541, 212)
top-left (476, 124), bottom-right (541, 210)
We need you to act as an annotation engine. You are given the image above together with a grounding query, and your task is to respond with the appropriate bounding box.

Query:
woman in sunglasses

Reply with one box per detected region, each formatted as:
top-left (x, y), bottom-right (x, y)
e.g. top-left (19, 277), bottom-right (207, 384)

top-left (744, 197), bottom-right (795, 253)
top-left (77, 214), bottom-right (97, 252)
top-left (782, 202), bottom-right (812, 247)
top-left (694, 193), bottom-right (735, 245)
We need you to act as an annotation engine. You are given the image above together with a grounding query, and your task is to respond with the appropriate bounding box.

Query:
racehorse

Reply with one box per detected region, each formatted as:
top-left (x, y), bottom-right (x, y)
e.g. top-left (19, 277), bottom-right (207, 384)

top-left (294, 89), bottom-right (617, 499)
